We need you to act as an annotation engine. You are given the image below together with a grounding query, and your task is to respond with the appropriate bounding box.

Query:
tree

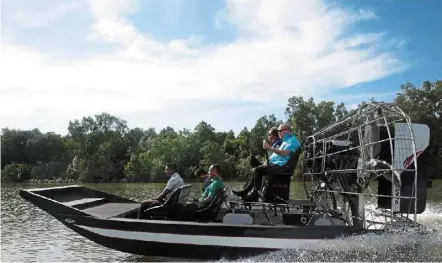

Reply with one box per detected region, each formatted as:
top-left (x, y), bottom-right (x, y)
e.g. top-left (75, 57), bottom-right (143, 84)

top-left (1, 128), bottom-right (38, 168)
top-left (285, 96), bottom-right (347, 142)
top-left (395, 80), bottom-right (442, 177)
top-left (1, 163), bottom-right (32, 182)
top-left (66, 113), bottom-right (130, 182)
top-left (2, 79), bottom-right (441, 182)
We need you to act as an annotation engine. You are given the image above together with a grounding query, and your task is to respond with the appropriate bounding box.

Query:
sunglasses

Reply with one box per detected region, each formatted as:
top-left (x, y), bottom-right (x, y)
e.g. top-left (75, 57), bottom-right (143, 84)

top-left (278, 128), bottom-right (287, 132)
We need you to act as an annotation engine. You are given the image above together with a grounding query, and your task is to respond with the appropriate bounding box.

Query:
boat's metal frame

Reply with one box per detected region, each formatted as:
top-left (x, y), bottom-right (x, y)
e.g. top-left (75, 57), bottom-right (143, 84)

top-left (302, 102), bottom-right (431, 231)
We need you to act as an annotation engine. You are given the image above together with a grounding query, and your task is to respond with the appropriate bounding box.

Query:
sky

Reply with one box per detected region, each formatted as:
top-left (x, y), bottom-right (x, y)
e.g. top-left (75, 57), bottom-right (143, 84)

top-left (1, 0), bottom-right (441, 135)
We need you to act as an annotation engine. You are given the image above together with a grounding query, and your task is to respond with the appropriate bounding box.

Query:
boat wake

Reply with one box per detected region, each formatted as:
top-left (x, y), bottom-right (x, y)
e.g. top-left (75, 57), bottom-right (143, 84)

top-left (225, 203), bottom-right (442, 262)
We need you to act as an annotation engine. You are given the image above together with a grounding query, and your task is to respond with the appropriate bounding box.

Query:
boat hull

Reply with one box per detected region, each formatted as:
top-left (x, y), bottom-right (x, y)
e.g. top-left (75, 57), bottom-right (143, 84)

top-left (54, 213), bottom-right (383, 260)
top-left (18, 185), bottom-right (392, 260)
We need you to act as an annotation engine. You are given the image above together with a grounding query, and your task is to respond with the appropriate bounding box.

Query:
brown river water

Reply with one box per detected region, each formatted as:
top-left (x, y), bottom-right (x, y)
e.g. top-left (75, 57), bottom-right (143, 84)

top-left (1, 181), bottom-right (442, 262)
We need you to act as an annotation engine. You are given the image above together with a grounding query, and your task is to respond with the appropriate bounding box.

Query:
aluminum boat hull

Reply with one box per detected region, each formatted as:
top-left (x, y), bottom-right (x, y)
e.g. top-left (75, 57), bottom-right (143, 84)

top-left (19, 185), bottom-right (390, 260)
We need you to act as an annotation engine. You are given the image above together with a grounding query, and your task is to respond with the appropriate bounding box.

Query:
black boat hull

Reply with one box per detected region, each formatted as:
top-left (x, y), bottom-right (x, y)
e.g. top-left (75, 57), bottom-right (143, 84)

top-left (57, 215), bottom-right (279, 260)
top-left (19, 185), bottom-right (389, 260)
top-left (55, 213), bottom-right (383, 260)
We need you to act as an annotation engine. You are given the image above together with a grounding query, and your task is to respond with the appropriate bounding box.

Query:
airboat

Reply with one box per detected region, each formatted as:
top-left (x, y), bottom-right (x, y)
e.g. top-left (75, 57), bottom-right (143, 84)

top-left (20, 102), bottom-right (434, 260)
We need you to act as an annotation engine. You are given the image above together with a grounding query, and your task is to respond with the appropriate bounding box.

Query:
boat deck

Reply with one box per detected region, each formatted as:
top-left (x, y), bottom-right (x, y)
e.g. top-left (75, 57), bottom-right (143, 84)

top-left (82, 202), bottom-right (141, 218)
top-left (21, 185), bottom-right (317, 227)
top-left (58, 195), bottom-right (141, 219)
top-left (62, 198), bottom-right (105, 207)
top-left (32, 184), bottom-right (315, 224)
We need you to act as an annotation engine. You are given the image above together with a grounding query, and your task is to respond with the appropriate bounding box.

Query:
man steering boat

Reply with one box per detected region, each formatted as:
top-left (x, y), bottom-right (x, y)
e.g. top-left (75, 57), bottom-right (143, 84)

top-left (233, 123), bottom-right (301, 202)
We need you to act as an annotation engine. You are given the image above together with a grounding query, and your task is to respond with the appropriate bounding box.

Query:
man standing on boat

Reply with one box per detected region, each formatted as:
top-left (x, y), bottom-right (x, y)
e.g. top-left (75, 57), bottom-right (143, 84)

top-left (137, 163), bottom-right (184, 218)
top-left (233, 123), bottom-right (300, 202)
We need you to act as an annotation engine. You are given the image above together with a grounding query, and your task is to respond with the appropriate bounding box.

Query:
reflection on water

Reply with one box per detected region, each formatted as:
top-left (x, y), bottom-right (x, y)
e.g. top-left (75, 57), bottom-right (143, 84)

top-left (1, 182), bottom-right (442, 262)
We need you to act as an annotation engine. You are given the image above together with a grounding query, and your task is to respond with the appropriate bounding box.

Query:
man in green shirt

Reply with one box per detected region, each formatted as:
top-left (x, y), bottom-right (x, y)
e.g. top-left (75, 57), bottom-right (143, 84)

top-left (182, 163), bottom-right (224, 219)
top-left (198, 163), bottom-right (224, 206)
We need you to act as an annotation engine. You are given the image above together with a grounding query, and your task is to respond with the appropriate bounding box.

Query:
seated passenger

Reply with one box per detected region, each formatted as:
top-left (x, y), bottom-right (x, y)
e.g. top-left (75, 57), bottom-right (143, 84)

top-left (137, 163), bottom-right (184, 219)
top-left (183, 164), bottom-right (224, 219)
top-left (250, 126), bottom-right (283, 168)
top-left (237, 127), bottom-right (283, 200)
top-left (195, 168), bottom-right (211, 192)
top-left (233, 123), bottom-right (301, 202)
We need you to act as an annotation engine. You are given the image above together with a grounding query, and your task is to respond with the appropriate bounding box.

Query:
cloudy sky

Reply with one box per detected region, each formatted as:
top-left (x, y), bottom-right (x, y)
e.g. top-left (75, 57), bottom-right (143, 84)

top-left (1, 0), bottom-right (441, 135)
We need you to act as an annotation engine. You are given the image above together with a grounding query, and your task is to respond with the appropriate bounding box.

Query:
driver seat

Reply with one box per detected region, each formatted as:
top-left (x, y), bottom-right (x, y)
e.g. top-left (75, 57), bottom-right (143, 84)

top-left (141, 184), bottom-right (193, 220)
top-left (260, 148), bottom-right (302, 203)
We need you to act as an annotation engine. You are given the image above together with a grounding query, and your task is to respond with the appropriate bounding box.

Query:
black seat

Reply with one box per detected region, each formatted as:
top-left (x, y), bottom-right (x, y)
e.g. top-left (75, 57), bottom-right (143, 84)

top-left (141, 184), bottom-right (193, 220)
top-left (259, 148), bottom-right (302, 204)
top-left (194, 187), bottom-right (227, 222)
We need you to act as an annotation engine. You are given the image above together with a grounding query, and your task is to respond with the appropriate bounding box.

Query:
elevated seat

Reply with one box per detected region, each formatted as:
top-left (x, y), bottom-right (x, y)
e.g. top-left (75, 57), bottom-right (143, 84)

top-left (141, 184), bottom-right (193, 220)
top-left (259, 148), bottom-right (302, 204)
top-left (195, 187), bottom-right (228, 222)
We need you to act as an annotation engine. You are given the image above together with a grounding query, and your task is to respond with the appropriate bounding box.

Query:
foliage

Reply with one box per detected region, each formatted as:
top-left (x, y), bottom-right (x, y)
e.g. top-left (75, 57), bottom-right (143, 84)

top-left (394, 80), bottom-right (442, 178)
top-left (30, 161), bottom-right (70, 180)
top-left (1, 80), bottom-right (441, 183)
top-left (2, 163), bottom-right (32, 182)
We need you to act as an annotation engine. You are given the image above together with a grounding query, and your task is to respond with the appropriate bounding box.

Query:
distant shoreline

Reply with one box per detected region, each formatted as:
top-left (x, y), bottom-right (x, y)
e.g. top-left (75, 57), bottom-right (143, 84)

top-left (0, 179), bottom-right (244, 185)
top-left (2, 177), bottom-right (439, 186)
top-left (0, 177), bottom-right (309, 185)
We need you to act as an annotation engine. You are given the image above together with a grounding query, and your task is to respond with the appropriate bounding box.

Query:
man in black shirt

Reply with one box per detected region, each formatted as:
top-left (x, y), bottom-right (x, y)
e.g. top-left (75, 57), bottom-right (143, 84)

top-left (233, 127), bottom-right (283, 200)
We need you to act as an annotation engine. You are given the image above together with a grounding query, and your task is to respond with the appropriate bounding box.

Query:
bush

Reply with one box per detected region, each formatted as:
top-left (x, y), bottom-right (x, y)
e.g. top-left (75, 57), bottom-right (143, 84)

top-left (30, 161), bottom-right (70, 180)
top-left (1, 163), bottom-right (32, 182)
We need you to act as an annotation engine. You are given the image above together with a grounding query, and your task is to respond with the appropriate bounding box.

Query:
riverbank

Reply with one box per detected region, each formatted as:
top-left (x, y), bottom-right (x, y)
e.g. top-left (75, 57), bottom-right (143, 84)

top-left (2, 176), bottom-right (439, 185)
top-left (1, 177), bottom-right (247, 185)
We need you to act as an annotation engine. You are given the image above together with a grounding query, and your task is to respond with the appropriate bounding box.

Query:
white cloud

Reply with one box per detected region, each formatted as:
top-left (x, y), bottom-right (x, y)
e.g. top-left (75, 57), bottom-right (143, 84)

top-left (0, 0), bottom-right (405, 133)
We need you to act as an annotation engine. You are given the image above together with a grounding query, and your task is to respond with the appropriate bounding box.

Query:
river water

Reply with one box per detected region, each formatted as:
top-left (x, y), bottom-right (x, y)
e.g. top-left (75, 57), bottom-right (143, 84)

top-left (1, 181), bottom-right (442, 262)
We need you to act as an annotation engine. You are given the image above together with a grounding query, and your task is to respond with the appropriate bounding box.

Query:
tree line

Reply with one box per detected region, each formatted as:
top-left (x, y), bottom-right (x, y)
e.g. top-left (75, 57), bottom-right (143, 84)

top-left (1, 80), bottom-right (441, 183)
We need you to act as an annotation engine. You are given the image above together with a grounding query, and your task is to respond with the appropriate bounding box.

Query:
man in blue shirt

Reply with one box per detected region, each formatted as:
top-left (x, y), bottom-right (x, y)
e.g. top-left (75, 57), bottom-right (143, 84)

top-left (233, 123), bottom-right (301, 202)
top-left (266, 124), bottom-right (301, 166)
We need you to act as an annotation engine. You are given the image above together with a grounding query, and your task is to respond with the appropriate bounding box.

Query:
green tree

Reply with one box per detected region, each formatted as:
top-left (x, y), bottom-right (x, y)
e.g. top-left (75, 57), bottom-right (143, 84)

top-left (67, 113), bottom-right (130, 182)
top-left (395, 80), bottom-right (442, 177)
top-left (285, 96), bottom-right (346, 142)
top-left (2, 79), bottom-right (440, 183)
top-left (1, 163), bottom-right (32, 182)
